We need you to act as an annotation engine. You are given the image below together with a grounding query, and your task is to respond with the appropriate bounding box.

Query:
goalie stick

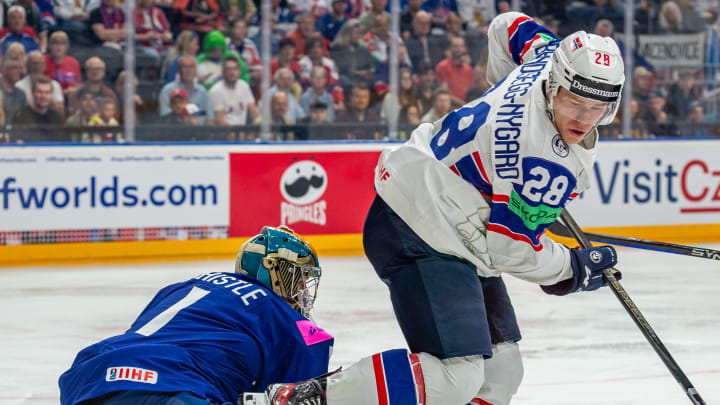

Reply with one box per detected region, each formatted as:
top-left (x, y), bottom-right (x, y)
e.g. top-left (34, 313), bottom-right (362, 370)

top-left (559, 209), bottom-right (706, 405)
top-left (547, 221), bottom-right (720, 261)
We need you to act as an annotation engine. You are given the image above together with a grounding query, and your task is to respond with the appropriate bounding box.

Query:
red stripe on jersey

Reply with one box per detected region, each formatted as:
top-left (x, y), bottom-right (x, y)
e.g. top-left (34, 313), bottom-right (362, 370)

top-left (471, 151), bottom-right (491, 184)
top-left (470, 398), bottom-right (495, 405)
top-left (488, 223), bottom-right (543, 251)
top-left (372, 353), bottom-right (389, 405)
top-left (409, 353), bottom-right (426, 405)
top-left (492, 194), bottom-right (510, 204)
top-left (519, 34), bottom-right (541, 63)
top-left (449, 164), bottom-right (460, 176)
top-left (570, 192), bottom-right (579, 198)
top-left (507, 16), bottom-right (532, 53)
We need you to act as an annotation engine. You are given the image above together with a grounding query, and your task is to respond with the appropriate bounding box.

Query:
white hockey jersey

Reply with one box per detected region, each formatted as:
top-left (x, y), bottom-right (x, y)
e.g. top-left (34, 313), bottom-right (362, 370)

top-left (374, 12), bottom-right (599, 285)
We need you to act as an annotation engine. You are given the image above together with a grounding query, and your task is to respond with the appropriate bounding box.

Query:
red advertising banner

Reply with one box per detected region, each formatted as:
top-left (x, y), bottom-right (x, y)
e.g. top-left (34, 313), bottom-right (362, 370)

top-left (229, 151), bottom-right (381, 236)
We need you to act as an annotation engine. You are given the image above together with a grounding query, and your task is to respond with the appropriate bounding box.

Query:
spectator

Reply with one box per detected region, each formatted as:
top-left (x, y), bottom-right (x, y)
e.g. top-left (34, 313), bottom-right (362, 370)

top-left (159, 55), bottom-right (215, 124)
top-left (209, 54), bottom-right (258, 125)
top-left (645, 89), bottom-right (678, 137)
top-left (422, 0), bottom-right (458, 30)
top-left (11, 77), bottom-right (63, 128)
top-left (329, 19), bottom-right (375, 85)
top-left (285, 12), bottom-right (323, 57)
top-left (44, 31), bottom-right (81, 97)
top-left (181, 103), bottom-right (206, 125)
top-left (374, 42), bottom-right (412, 91)
top-left (667, 68), bottom-right (701, 121)
top-left (115, 70), bottom-right (150, 123)
top-left (161, 30), bottom-right (200, 83)
top-left (52, 0), bottom-right (97, 46)
top-left (414, 62), bottom-right (437, 115)
top-left (254, 0), bottom-right (295, 37)
top-left (336, 82), bottom-right (380, 124)
top-left (626, 97), bottom-right (648, 139)
top-left (270, 37), bottom-right (302, 80)
top-left (16, 51), bottom-right (64, 116)
top-left (227, 18), bottom-right (260, 69)
top-left (253, 91), bottom-right (296, 140)
top-left (88, 97), bottom-right (121, 142)
top-left (0, 5), bottom-right (40, 54)
top-left (298, 36), bottom-right (339, 89)
top-left (14, 0), bottom-right (50, 52)
top-left (463, 84), bottom-right (486, 103)
top-left (657, 1), bottom-right (685, 34)
top-left (68, 57), bottom-right (118, 115)
top-left (299, 65), bottom-right (335, 121)
top-left (676, 0), bottom-right (705, 33)
top-left (704, 9), bottom-right (720, 91)
top-left (593, 18), bottom-right (613, 37)
top-left (4, 41), bottom-right (27, 61)
top-left (436, 36), bottom-right (473, 106)
top-left (472, 62), bottom-right (490, 91)
top-left (249, 11), bottom-right (279, 57)
top-left (65, 87), bottom-right (97, 127)
top-left (159, 87), bottom-right (190, 124)
top-left (406, 11), bottom-right (448, 70)
top-left (197, 31), bottom-right (249, 88)
top-left (89, 0), bottom-right (125, 49)
top-left (307, 100), bottom-right (329, 124)
top-left (400, 0), bottom-right (422, 39)
top-left (400, 103), bottom-right (420, 125)
top-left (315, 0), bottom-right (348, 42)
top-left (360, 14), bottom-right (390, 63)
top-left (0, 58), bottom-right (27, 119)
top-left (174, 0), bottom-right (223, 33)
top-left (296, 100), bottom-right (332, 140)
top-left (358, 0), bottom-right (389, 34)
top-left (269, 67), bottom-right (305, 122)
top-left (380, 66), bottom-right (416, 122)
top-left (632, 66), bottom-right (653, 105)
top-left (134, 0), bottom-right (173, 66)
top-left (216, 0), bottom-right (256, 23)
top-left (421, 88), bottom-right (451, 122)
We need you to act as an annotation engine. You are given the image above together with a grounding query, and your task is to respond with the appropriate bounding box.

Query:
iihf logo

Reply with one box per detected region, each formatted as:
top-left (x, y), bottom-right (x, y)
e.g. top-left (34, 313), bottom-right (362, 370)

top-left (552, 134), bottom-right (569, 158)
top-left (280, 159), bottom-right (327, 226)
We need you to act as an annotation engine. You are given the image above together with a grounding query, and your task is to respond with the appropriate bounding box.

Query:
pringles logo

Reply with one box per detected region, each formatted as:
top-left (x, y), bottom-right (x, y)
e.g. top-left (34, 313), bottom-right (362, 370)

top-left (280, 160), bottom-right (327, 226)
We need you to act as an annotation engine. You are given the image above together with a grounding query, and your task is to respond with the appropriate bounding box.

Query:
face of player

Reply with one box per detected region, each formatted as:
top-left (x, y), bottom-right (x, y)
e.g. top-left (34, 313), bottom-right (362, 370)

top-left (553, 88), bottom-right (611, 144)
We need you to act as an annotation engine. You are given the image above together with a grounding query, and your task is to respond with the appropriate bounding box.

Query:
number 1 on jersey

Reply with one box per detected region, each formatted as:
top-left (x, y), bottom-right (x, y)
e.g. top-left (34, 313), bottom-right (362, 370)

top-left (135, 286), bottom-right (210, 336)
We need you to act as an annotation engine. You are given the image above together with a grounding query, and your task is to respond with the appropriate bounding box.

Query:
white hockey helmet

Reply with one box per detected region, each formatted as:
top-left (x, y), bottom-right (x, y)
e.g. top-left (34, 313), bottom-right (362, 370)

top-left (548, 31), bottom-right (625, 126)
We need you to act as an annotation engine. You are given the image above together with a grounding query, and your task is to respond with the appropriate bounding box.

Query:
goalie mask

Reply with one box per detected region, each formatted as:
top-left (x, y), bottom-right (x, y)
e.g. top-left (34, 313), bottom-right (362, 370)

top-left (235, 226), bottom-right (321, 317)
top-left (547, 31), bottom-right (625, 126)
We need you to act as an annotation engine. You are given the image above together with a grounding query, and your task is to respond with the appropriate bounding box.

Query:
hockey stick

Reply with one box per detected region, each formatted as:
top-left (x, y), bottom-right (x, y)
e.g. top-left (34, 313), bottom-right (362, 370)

top-left (547, 221), bottom-right (720, 261)
top-left (559, 209), bottom-right (706, 405)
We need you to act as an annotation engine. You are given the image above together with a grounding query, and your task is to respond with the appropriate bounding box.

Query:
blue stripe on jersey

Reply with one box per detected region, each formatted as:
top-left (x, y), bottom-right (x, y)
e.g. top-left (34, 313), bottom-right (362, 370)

top-left (454, 155), bottom-right (492, 195)
top-left (381, 349), bottom-right (417, 405)
top-left (509, 21), bottom-right (558, 65)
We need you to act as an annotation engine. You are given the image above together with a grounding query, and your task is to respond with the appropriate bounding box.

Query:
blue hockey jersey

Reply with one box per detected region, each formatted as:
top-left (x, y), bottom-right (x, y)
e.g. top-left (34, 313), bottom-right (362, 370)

top-left (59, 272), bottom-right (333, 405)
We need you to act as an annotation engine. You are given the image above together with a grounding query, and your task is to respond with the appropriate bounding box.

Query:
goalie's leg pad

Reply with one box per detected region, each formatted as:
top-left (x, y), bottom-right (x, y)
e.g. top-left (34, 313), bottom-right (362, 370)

top-left (326, 349), bottom-right (485, 405)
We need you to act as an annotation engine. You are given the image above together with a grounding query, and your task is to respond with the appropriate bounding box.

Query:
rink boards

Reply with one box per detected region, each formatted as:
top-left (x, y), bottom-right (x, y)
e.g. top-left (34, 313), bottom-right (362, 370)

top-left (0, 139), bottom-right (718, 266)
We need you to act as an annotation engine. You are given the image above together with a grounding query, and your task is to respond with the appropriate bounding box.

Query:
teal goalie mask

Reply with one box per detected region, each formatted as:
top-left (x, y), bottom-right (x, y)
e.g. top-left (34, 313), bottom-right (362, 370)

top-left (235, 226), bottom-right (321, 317)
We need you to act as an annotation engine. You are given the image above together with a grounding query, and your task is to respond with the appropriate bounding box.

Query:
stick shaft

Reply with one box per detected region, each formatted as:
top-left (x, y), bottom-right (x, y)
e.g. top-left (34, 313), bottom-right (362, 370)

top-left (559, 210), bottom-right (706, 405)
top-left (547, 222), bottom-right (720, 261)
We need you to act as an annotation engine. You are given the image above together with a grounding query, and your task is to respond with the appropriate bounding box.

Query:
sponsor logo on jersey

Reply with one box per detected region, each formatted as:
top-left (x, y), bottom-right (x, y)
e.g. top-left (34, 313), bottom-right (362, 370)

top-left (280, 159), bottom-right (327, 226)
top-left (552, 134), bottom-right (569, 157)
top-left (106, 366), bottom-right (158, 384)
top-left (508, 190), bottom-right (562, 230)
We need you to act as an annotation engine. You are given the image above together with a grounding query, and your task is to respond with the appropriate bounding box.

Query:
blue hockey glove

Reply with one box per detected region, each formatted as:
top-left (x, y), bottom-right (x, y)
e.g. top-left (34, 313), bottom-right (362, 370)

top-left (541, 246), bottom-right (620, 296)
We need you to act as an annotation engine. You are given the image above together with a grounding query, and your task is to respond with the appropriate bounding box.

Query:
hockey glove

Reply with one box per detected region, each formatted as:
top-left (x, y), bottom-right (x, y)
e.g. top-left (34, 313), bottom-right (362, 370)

top-left (265, 378), bottom-right (326, 405)
top-left (541, 246), bottom-right (620, 296)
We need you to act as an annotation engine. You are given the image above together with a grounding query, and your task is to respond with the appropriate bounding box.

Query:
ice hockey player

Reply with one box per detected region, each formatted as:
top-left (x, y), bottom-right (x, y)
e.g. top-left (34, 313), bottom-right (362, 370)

top-left (58, 225), bottom-right (332, 405)
top-left (261, 11), bottom-right (624, 405)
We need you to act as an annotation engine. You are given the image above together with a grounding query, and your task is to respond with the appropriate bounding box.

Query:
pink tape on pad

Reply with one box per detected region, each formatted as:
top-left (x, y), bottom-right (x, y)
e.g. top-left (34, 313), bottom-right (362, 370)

top-left (296, 320), bottom-right (333, 345)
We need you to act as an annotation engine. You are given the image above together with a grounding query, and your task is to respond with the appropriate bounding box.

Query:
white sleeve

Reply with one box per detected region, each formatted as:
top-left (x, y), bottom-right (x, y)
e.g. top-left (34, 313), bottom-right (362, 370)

top-left (209, 85), bottom-right (226, 114)
top-left (486, 12), bottom-right (558, 85)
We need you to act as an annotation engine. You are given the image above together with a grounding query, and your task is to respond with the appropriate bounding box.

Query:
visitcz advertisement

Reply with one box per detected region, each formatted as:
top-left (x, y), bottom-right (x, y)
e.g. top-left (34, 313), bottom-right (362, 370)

top-left (0, 147), bottom-right (229, 231)
top-left (571, 140), bottom-right (720, 227)
top-left (228, 151), bottom-right (380, 236)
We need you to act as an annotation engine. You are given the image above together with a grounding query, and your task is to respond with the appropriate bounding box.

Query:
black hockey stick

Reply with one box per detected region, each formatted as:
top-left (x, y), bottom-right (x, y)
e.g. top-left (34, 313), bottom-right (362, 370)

top-left (559, 209), bottom-right (706, 405)
top-left (547, 221), bottom-right (720, 261)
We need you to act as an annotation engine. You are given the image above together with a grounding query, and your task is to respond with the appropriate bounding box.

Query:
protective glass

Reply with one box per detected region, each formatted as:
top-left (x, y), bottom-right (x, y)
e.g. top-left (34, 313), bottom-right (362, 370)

top-left (553, 89), bottom-right (613, 124)
top-left (267, 257), bottom-right (321, 317)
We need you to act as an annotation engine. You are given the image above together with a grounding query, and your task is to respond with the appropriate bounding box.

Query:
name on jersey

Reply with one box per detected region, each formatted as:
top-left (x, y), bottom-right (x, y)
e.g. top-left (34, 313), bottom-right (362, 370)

top-left (494, 42), bottom-right (558, 180)
top-left (193, 272), bottom-right (268, 306)
top-left (106, 366), bottom-right (157, 384)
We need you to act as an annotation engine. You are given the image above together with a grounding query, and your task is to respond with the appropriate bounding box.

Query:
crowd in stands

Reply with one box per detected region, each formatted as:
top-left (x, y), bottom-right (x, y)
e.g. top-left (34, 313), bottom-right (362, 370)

top-left (0, 0), bottom-right (718, 142)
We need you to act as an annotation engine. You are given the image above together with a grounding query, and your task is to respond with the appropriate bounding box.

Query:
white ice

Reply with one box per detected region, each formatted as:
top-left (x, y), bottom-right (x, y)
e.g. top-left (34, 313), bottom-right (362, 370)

top-left (1, 245), bottom-right (719, 405)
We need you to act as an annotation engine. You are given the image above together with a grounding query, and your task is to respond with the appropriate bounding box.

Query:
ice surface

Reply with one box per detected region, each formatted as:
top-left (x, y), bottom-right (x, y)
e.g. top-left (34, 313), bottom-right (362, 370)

top-left (1, 245), bottom-right (718, 404)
